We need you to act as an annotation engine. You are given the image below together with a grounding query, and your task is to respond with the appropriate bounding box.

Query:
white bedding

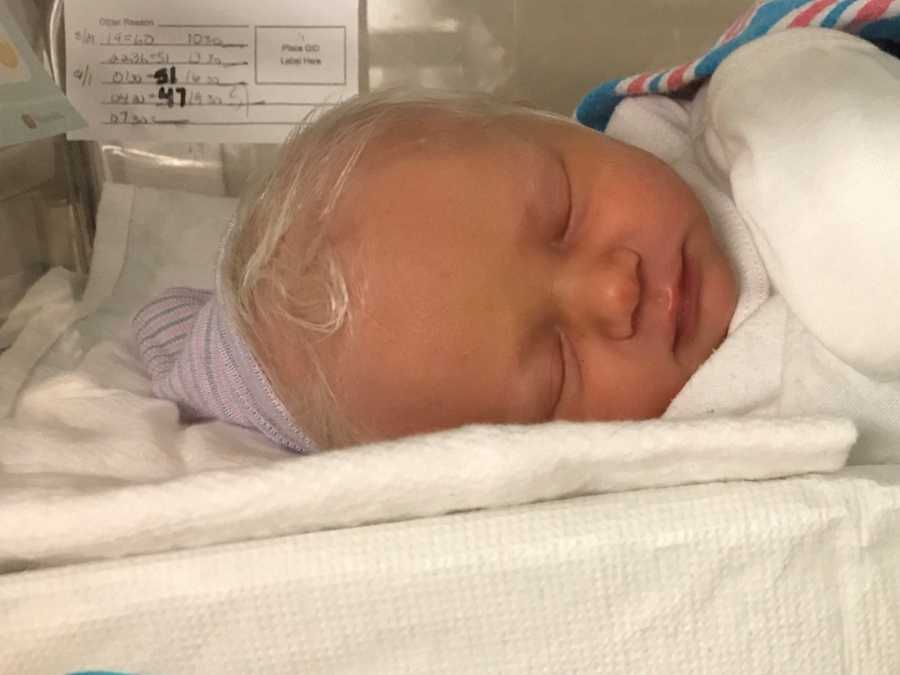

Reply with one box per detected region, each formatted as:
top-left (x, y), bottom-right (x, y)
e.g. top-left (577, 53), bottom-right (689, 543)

top-left (1, 184), bottom-right (898, 673)
top-left (3, 466), bottom-right (900, 673)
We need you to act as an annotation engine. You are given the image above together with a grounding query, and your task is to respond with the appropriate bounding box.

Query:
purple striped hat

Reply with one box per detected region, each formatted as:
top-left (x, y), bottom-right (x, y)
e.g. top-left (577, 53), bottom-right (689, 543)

top-left (132, 282), bottom-right (317, 454)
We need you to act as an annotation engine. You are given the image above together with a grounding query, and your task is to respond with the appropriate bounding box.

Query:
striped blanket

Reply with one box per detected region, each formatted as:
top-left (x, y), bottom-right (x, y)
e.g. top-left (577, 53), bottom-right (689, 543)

top-left (576, 0), bottom-right (900, 131)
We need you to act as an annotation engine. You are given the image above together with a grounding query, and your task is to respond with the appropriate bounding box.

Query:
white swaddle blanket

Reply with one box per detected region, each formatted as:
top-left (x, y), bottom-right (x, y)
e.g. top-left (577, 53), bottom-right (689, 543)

top-left (607, 30), bottom-right (900, 464)
top-left (0, 180), bottom-right (855, 568)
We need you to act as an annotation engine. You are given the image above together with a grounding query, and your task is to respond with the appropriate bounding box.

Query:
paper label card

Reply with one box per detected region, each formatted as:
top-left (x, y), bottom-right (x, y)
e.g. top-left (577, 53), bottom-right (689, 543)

top-left (0, 4), bottom-right (86, 148)
top-left (64, 0), bottom-right (360, 143)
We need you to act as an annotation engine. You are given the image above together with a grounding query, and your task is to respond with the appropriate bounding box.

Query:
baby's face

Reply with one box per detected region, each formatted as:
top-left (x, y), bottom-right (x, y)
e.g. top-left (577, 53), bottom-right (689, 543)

top-left (316, 112), bottom-right (737, 442)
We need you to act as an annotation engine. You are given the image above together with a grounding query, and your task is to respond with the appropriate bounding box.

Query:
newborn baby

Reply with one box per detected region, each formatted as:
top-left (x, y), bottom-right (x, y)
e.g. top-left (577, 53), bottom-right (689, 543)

top-left (133, 27), bottom-right (900, 458)
top-left (133, 90), bottom-right (738, 450)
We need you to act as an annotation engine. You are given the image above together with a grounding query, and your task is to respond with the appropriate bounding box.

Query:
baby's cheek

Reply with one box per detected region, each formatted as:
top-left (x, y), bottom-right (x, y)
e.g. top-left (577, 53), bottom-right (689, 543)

top-left (571, 350), bottom-right (685, 422)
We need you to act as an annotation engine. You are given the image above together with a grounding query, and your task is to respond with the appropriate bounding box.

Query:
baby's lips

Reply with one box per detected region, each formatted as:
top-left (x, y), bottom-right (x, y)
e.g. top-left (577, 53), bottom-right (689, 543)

top-left (641, 249), bottom-right (683, 350)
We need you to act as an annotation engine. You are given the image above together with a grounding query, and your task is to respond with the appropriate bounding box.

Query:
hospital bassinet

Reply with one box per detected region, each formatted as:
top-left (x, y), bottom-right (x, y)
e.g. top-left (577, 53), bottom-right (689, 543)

top-left (2, 1), bottom-right (899, 672)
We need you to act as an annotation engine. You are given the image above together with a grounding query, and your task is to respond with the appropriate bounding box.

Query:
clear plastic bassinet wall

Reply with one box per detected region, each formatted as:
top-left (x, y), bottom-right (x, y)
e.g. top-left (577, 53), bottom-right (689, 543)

top-left (0, 0), bottom-right (749, 325)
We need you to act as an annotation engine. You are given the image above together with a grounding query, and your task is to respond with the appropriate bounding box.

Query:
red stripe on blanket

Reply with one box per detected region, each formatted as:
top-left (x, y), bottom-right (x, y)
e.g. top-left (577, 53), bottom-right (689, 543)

top-left (721, 13), bottom-right (749, 42)
top-left (851, 0), bottom-right (893, 26)
top-left (626, 73), bottom-right (652, 95)
top-left (789, 0), bottom-right (839, 26)
top-left (666, 64), bottom-right (690, 90)
top-left (722, 4), bottom-right (755, 41)
top-left (724, 1), bottom-right (769, 42)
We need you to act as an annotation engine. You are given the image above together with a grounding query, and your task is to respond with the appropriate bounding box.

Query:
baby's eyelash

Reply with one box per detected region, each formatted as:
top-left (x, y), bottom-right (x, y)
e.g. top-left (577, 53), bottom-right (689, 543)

top-left (557, 161), bottom-right (574, 244)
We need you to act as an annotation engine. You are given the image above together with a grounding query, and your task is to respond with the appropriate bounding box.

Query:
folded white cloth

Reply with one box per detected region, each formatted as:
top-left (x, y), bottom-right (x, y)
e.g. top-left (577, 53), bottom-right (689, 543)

top-left (0, 183), bottom-right (856, 567)
top-left (1, 346), bottom-right (855, 565)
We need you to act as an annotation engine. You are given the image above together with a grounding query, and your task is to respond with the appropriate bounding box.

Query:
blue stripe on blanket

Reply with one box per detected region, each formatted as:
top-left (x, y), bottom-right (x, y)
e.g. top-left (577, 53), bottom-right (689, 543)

top-left (822, 0), bottom-right (857, 28)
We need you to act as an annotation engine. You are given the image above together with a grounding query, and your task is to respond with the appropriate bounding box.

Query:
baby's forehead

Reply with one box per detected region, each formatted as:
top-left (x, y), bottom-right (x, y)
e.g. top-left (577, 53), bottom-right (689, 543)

top-left (288, 103), bottom-right (567, 260)
top-left (356, 106), bottom-right (563, 180)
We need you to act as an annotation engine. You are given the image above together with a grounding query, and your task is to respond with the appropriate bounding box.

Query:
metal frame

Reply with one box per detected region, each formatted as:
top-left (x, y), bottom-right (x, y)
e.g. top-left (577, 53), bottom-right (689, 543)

top-left (47, 0), bottom-right (96, 271)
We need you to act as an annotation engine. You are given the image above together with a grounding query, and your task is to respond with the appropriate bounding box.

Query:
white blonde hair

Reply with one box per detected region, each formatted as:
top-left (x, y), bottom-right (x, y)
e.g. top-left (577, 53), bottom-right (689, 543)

top-left (223, 87), bottom-right (568, 448)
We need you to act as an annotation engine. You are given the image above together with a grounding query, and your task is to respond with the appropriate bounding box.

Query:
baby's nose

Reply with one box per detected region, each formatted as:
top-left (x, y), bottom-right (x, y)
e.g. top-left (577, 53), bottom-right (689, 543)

top-left (564, 247), bottom-right (640, 340)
